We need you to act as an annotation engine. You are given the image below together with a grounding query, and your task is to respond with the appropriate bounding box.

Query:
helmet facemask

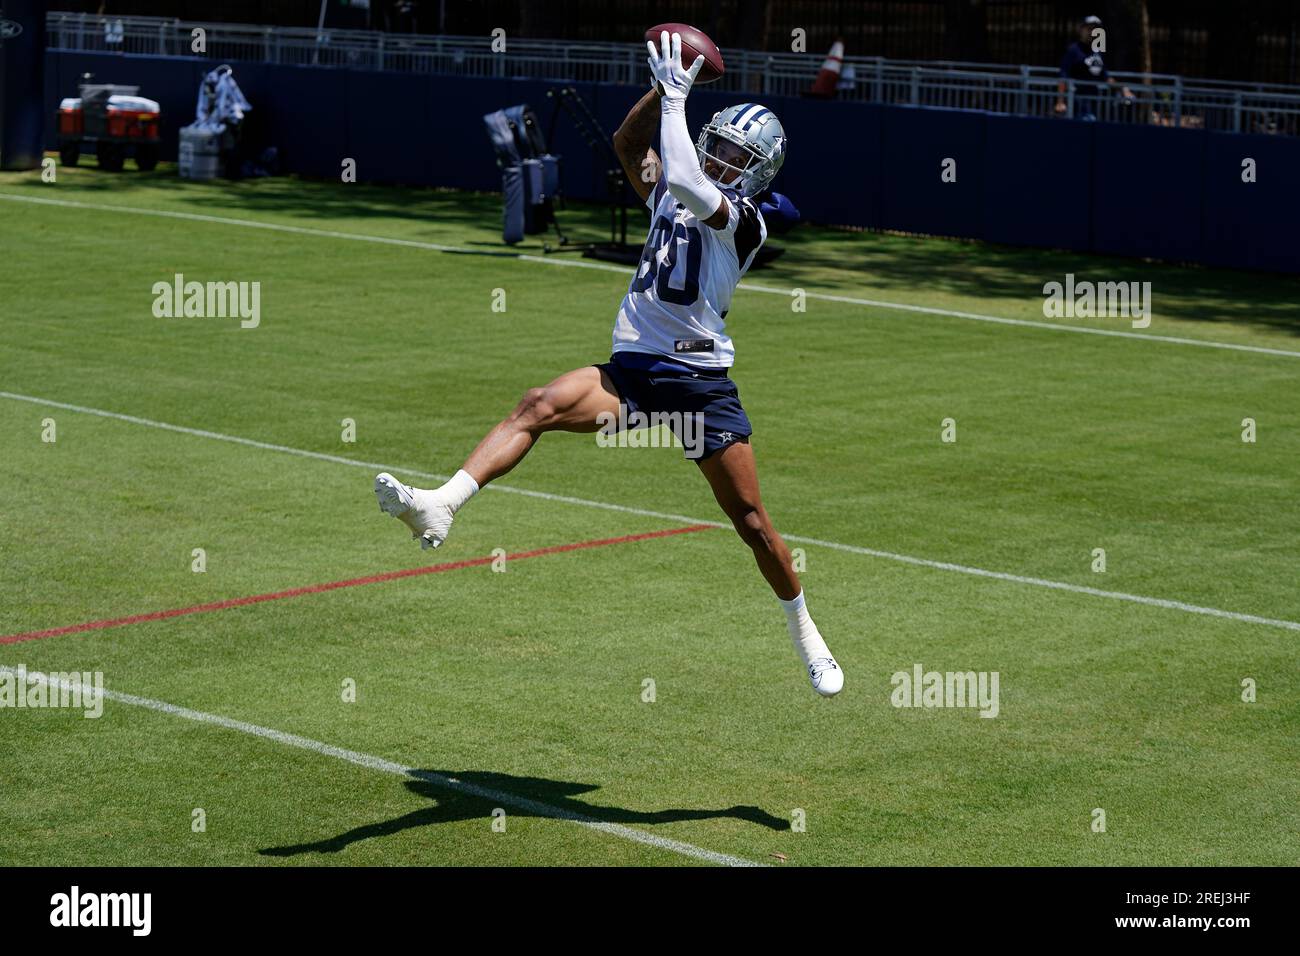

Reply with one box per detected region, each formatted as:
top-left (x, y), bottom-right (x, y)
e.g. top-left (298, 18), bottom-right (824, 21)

top-left (697, 129), bottom-right (763, 195)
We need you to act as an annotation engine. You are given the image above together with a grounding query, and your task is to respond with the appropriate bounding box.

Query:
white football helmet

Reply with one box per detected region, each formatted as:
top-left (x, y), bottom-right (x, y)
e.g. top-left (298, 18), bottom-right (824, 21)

top-left (696, 102), bottom-right (787, 197)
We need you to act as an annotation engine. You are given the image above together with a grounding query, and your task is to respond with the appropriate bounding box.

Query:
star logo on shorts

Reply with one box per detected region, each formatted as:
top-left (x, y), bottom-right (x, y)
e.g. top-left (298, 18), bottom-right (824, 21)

top-left (717, 431), bottom-right (736, 444)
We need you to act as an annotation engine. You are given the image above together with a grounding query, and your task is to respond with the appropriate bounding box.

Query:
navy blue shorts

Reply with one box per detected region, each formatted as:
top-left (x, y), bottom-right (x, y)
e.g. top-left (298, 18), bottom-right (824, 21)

top-left (594, 351), bottom-right (752, 461)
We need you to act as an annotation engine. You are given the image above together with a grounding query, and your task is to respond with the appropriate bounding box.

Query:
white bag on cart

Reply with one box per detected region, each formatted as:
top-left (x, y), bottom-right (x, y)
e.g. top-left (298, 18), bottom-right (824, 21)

top-left (193, 65), bottom-right (251, 134)
top-left (180, 66), bottom-right (252, 179)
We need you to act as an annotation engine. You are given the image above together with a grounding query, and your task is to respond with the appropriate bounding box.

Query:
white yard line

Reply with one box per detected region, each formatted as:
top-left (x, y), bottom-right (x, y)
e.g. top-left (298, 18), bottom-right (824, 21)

top-left (3, 390), bottom-right (1297, 633)
top-left (3, 190), bottom-right (1298, 359)
top-left (0, 666), bottom-right (762, 867)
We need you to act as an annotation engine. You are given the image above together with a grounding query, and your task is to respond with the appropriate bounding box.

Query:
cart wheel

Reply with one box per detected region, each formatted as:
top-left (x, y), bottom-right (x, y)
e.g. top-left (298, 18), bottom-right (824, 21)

top-left (135, 144), bottom-right (159, 172)
top-left (96, 142), bottom-right (125, 172)
top-left (59, 142), bottom-right (80, 168)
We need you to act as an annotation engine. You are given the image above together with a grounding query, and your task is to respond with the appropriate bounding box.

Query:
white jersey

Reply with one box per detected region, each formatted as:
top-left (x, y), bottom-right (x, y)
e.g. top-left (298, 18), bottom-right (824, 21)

top-left (612, 179), bottom-right (767, 369)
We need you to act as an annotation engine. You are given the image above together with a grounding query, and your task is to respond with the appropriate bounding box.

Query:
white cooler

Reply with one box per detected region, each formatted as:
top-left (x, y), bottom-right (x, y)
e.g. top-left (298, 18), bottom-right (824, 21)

top-left (179, 125), bottom-right (222, 180)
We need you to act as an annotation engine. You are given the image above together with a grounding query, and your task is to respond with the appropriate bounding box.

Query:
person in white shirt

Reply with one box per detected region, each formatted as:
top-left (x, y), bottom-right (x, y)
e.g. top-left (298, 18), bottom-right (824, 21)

top-left (373, 32), bottom-right (843, 697)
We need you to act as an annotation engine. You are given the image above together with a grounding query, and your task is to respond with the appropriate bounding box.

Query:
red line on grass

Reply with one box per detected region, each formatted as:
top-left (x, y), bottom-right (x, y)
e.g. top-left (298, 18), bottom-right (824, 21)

top-left (0, 524), bottom-right (717, 646)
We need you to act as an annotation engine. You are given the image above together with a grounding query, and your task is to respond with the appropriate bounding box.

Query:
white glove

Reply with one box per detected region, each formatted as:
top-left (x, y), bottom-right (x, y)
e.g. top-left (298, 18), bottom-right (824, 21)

top-left (646, 31), bottom-right (704, 101)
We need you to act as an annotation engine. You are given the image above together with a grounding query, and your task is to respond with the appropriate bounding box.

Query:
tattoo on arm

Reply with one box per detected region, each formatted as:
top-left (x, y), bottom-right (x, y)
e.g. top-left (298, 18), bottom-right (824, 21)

top-left (613, 88), bottom-right (663, 203)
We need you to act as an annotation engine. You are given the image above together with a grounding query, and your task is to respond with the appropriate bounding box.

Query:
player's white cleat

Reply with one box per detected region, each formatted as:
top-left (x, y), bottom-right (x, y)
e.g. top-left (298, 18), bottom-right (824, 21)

top-left (374, 472), bottom-right (457, 550)
top-left (780, 591), bottom-right (843, 697)
top-left (807, 655), bottom-right (844, 697)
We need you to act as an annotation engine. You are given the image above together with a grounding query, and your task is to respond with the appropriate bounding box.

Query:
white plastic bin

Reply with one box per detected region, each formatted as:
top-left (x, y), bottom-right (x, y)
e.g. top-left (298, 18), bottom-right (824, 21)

top-left (178, 125), bottom-right (222, 180)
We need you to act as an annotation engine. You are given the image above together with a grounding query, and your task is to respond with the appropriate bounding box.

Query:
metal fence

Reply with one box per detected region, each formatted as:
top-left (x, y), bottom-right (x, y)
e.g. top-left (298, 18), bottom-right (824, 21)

top-left (46, 11), bottom-right (1300, 136)
top-left (48, 0), bottom-right (1300, 85)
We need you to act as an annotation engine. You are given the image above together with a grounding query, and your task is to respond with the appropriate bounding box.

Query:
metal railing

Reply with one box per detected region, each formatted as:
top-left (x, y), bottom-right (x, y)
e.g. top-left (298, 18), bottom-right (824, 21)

top-left (46, 11), bottom-right (1300, 136)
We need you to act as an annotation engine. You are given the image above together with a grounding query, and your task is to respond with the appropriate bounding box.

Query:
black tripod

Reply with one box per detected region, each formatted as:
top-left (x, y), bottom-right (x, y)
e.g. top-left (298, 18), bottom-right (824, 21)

top-left (544, 86), bottom-right (642, 265)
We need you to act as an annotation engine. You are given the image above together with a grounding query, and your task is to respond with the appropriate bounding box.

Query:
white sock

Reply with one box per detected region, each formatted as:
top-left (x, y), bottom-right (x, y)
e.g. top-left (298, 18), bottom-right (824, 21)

top-left (778, 590), bottom-right (831, 663)
top-left (439, 469), bottom-right (479, 513)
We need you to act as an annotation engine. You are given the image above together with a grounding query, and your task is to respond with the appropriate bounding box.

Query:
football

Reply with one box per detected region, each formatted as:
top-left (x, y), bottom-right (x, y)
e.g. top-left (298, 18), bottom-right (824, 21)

top-left (645, 22), bottom-right (725, 83)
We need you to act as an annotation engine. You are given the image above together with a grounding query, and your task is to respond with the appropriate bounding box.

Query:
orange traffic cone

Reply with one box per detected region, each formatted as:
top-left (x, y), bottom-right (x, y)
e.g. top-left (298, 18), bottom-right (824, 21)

top-left (805, 39), bottom-right (844, 99)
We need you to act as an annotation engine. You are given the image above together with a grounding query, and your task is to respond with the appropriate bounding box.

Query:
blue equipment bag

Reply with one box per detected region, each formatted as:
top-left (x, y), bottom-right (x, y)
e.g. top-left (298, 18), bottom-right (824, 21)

top-left (484, 104), bottom-right (560, 244)
top-left (501, 165), bottom-right (525, 245)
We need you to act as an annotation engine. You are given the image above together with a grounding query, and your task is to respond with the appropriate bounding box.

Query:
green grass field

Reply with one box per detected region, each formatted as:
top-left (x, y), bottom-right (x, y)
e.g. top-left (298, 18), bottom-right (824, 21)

top-left (1, 161), bottom-right (1297, 866)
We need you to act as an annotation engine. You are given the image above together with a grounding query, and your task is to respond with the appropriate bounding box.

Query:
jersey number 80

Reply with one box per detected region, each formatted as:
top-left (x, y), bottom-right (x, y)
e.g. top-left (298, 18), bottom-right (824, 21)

top-left (630, 213), bottom-right (702, 306)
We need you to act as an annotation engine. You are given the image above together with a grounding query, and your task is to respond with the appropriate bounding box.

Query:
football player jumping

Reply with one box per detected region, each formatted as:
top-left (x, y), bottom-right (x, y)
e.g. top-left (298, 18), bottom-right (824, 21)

top-left (375, 31), bottom-right (843, 696)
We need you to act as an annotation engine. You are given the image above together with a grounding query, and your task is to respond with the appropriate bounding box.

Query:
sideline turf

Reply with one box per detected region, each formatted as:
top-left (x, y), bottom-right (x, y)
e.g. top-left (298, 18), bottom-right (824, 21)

top-left (1, 165), bottom-right (1296, 866)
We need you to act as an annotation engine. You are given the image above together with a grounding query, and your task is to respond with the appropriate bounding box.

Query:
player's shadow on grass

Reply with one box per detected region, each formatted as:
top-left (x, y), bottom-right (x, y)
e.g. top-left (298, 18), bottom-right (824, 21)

top-left (258, 769), bottom-right (787, 856)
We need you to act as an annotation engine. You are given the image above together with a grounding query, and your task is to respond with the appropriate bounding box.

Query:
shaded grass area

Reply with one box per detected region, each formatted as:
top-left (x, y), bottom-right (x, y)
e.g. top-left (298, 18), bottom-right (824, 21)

top-left (5, 161), bottom-right (1297, 339)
